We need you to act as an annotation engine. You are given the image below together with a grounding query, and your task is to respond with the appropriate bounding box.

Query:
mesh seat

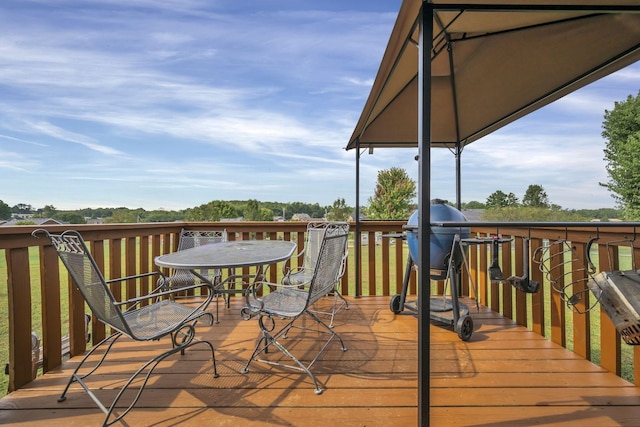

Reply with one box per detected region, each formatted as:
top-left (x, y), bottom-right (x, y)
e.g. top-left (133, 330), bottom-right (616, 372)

top-left (32, 229), bottom-right (218, 426)
top-left (160, 229), bottom-right (227, 322)
top-left (283, 222), bottom-right (349, 327)
top-left (241, 230), bottom-right (349, 394)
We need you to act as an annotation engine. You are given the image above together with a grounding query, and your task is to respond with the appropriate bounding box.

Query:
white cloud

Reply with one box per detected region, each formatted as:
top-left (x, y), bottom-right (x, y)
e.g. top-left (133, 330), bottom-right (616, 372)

top-left (0, 1), bottom-right (637, 212)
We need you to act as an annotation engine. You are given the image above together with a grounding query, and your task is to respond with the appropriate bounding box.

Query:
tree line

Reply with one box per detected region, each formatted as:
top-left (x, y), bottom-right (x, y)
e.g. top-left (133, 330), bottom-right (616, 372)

top-left (0, 176), bottom-right (622, 225)
top-left (0, 199), bottom-right (353, 224)
top-left (462, 185), bottom-right (621, 222)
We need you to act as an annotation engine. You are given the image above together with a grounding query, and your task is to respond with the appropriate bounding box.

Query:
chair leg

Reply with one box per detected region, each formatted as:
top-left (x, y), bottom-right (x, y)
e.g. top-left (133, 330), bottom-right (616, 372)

top-left (241, 320), bottom-right (324, 394)
top-left (242, 312), bottom-right (346, 394)
top-left (104, 338), bottom-right (217, 426)
top-left (58, 332), bottom-right (123, 403)
top-left (327, 291), bottom-right (349, 328)
top-left (308, 289), bottom-right (349, 329)
top-left (58, 328), bottom-right (217, 426)
top-left (305, 309), bottom-right (347, 353)
top-left (214, 293), bottom-right (221, 324)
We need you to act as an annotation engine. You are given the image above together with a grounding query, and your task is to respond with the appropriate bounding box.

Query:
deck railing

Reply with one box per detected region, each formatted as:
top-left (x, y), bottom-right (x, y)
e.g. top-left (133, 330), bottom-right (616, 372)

top-left (2, 220), bottom-right (639, 394)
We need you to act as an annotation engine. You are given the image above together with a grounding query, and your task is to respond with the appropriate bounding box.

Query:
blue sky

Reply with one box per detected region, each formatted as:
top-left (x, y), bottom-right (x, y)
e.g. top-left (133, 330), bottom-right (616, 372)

top-left (1, 0), bottom-right (639, 212)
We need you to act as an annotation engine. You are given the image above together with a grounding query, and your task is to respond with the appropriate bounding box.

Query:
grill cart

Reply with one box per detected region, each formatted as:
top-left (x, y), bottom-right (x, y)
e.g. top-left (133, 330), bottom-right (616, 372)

top-left (389, 201), bottom-right (476, 340)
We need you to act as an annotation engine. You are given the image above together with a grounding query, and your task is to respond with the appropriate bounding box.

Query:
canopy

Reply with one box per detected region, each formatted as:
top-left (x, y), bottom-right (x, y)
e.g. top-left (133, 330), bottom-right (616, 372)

top-left (346, 3), bottom-right (640, 425)
top-left (347, 1), bottom-right (640, 150)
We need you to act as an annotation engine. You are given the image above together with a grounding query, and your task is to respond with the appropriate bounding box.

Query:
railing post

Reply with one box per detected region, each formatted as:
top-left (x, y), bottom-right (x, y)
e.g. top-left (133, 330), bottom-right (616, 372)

top-left (90, 240), bottom-right (106, 344)
top-left (598, 242), bottom-right (621, 375)
top-left (571, 242), bottom-right (590, 359)
top-left (68, 273), bottom-right (86, 358)
top-left (139, 235), bottom-right (151, 302)
top-left (39, 244), bottom-right (63, 372)
top-left (530, 238), bottom-right (545, 337)
top-left (478, 240), bottom-right (488, 306)
top-left (513, 237), bottom-right (527, 326)
top-left (6, 247), bottom-right (33, 391)
top-left (549, 241), bottom-right (566, 347)
top-left (126, 236), bottom-right (137, 301)
top-left (367, 231), bottom-right (376, 296)
top-left (500, 237), bottom-right (513, 319)
top-left (382, 237), bottom-right (390, 296)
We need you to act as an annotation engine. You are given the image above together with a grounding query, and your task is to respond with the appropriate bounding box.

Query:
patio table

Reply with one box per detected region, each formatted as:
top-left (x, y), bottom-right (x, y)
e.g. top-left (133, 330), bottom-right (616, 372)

top-left (155, 240), bottom-right (296, 271)
top-left (154, 240), bottom-right (297, 318)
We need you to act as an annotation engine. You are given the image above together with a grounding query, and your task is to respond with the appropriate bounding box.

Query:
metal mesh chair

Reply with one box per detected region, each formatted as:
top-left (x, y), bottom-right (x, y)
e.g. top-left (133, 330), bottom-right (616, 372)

top-left (32, 229), bottom-right (218, 426)
top-left (283, 222), bottom-right (349, 327)
top-left (160, 229), bottom-right (227, 322)
top-left (241, 231), bottom-right (349, 394)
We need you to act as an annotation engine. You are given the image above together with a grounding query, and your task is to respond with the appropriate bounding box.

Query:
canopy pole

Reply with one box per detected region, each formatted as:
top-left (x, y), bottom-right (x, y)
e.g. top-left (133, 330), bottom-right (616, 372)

top-left (355, 139), bottom-right (361, 298)
top-left (456, 142), bottom-right (462, 210)
top-left (442, 19), bottom-right (463, 211)
top-left (418, 3), bottom-right (433, 426)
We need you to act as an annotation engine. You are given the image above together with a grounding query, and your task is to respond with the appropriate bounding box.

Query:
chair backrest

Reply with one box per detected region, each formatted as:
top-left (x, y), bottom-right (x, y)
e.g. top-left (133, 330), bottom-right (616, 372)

top-left (33, 229), bottom-right (130, 335)
top-left (302, 222), bottom-right (349, 273)
top-left (173, 229), bottom-right (227, 283)
top-left (177, 229), bottom-right (227, 251)
top-left (307, 231), bottom-right (349, 305)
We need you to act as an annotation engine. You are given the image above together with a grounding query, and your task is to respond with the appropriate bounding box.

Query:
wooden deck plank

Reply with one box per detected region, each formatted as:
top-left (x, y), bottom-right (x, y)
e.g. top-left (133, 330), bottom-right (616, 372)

top-left (1, 296), bottom-right (639, 426)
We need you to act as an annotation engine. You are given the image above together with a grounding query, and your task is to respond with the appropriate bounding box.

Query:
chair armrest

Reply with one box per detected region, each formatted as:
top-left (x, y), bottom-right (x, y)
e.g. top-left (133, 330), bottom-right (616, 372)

top-left (243, 280), bottom-right (310, 319)
top-left (282, 247), bottom-right (305, 275)
top-left (243, 279), bottom-right (297, 311)
top-left (218, 273), bottom-right (254, 288)
top-left (114, 272), bottom-right (214, 309)
top-left (105, 270), bottom-right (165, 285)
top-left (282, 267), bottom-right (311, 287)
top-left (156, 269), bottom-right (220, 291)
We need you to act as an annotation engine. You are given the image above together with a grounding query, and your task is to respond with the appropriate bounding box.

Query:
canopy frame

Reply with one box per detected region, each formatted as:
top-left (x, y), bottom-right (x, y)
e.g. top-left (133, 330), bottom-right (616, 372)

top-left (349, 3), bottom-right (640, 426)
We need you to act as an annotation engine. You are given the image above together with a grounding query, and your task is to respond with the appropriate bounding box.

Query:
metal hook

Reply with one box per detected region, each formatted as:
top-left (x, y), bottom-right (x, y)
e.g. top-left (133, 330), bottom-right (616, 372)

top-left (586, 236), bottom-right (599, 274)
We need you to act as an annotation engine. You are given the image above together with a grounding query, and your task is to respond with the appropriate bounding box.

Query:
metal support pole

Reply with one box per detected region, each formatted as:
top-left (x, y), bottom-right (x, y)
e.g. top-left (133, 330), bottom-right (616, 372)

top-left (456, 142), bottom-right (462, 210)
top-left (418, 3), bottom-right (433, 426)
top-left (355, 139), bottom-right (361, 298)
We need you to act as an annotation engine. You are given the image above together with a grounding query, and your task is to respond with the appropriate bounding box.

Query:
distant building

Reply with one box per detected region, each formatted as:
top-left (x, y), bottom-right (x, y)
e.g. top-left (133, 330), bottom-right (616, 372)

top-left (291, 213), bottom-right (311, 221)
top-left (1, 218), bottom-right (63, 226)
top-left (86, 218), bottom-right (106, 225)
top-left (461, 209), bottom-right (484, 222)
top-left (348, 211), bottom-right (366, 222)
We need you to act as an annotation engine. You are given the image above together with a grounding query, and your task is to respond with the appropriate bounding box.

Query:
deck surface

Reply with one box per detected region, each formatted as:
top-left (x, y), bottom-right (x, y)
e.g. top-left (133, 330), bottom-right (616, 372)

top-left (1, 296), bottom-right (640, 426)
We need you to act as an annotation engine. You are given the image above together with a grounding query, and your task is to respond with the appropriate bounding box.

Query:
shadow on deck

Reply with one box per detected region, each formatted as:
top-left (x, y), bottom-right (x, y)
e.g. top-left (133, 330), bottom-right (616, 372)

top-left (1, 296), bottom-right (639, 426)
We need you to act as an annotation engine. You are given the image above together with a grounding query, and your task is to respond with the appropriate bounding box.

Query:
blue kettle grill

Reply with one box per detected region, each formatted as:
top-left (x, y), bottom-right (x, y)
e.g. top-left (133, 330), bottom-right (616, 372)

top-left (389, 199), bottom-right (475, 341)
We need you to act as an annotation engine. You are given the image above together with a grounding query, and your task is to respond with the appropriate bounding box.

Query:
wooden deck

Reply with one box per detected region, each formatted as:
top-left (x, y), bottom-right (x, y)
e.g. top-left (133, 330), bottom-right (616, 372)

top-left (1, 296), bottom-right (640, 426)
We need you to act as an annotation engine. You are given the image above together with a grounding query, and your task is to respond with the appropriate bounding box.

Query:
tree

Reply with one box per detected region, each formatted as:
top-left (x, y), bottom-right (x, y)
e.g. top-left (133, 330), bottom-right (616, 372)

top-left (12, 203), bottom-right (33, 214)
top-left (259, 207), bottom-right (274, 221)
top-left (106, 209), bottom-right (138, 223)
top-left (326, 198), bottom-right (351, 221)
top-left (601, 91), bottom-right (640, 219)
top-left (522, 184), bottom-right (549, 208)
top-left (143, 209), bottom-right (184, 222)
top-left (482, 206), bottom-right (585, 222)
top-left (0, 200), bottom-right (11, 220)
top-left (283, 201), bottom-right (325, 219)
top-left (185, 200), bottom-right (237, 221)
top-left (485, 190), bottom-right (519, 208)
top-left (54, 212), bottom-right (86, 224)
top-left (462, 200), bottom-right (485, 209)
top-left (366, 167), bottom-right (416, 220)
top-left (42, 205), bottom-right (57, 218)
top-left (244, 199), bottom-right (261, 221)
